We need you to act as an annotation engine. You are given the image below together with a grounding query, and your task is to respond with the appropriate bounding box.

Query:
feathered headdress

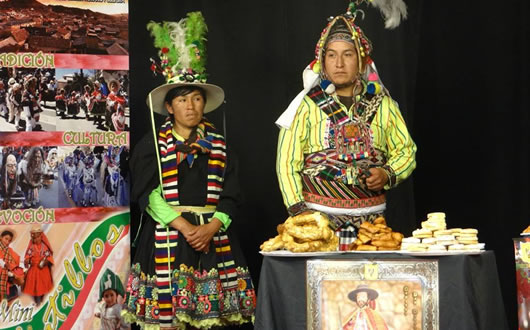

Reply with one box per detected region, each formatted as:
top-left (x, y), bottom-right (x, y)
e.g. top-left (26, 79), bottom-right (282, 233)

top-left (147, 12), bottom-right (208, 84)
top-left (145, 11), bottom-right (224, 115)
top-left (276, 0), bottom-right (407, 129)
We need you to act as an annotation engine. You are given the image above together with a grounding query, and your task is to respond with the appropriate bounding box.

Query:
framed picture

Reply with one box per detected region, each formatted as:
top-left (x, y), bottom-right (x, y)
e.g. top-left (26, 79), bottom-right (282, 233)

top-left (306, 259), bottom-right (439, 330)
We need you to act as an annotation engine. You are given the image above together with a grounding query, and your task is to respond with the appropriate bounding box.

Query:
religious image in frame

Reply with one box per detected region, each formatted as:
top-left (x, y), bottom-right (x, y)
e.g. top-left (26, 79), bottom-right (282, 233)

top-left (306, 259), bottom-right (439, 330)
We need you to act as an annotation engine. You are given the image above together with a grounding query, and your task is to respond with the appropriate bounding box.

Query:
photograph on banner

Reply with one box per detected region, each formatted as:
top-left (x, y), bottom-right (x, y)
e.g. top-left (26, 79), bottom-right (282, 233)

top-left (55, 69), bottom-right (129, 132)
top-left (0, 67), bottom-right (56, 132)
top-left (0, 146), bottom-right (59, 210)
top-left (57, 145), bottom-right (129, 208)
top-left (0, 0), bottom-right (128, 55)
top-left (0, 212), bottom-right (130, 329)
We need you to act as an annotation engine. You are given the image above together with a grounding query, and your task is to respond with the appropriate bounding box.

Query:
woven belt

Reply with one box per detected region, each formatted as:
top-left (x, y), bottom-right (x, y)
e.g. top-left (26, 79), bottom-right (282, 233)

top-left (170, 205), bottom-right (216, 225)
top-left (170, 205), bottom-right (216, 214)
top-left (303, 191), bottom-right (386, 209)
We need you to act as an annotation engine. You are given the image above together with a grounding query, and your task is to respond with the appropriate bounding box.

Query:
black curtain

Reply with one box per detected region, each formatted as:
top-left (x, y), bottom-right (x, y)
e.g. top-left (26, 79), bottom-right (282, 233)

top-left (413, 1), bottom-right (529, 329)
top-left (129, 1), bottom-right (528, 328)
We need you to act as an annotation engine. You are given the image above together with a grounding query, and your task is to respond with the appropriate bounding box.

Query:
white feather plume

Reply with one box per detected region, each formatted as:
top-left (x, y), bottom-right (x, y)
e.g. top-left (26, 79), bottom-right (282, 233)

top-left (167, 20), bottom-right (191, 70)
top-left (368, 0), bottom-right (408, 29)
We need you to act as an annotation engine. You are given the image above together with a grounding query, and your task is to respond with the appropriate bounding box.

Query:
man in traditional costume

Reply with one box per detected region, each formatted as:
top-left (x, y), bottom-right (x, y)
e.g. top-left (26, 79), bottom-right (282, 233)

top-left (342, 285), bottom-right (388, 330)
top-left (0, 154), bottom-right (25, 209)
top-left (18, 147), bottom-right (45, 208)
top-left (276, 0), bottom-right (416, 250)
top-left (21, 76), bottom-right (42, 131)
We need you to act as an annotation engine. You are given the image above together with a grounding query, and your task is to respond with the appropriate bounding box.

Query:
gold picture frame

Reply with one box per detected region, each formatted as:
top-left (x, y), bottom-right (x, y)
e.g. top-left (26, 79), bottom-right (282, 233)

top-left (306, 259), bottom-right (439, 330)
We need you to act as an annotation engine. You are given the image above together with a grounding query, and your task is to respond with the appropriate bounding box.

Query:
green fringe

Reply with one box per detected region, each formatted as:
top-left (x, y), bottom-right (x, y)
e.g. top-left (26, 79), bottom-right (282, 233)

top-left (121, 309), bottom-right (254, 330)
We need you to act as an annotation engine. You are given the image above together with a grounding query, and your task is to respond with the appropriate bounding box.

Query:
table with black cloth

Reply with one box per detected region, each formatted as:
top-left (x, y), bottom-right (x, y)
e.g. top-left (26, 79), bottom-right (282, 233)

top-left (254, 251), bottom-right (508, 330)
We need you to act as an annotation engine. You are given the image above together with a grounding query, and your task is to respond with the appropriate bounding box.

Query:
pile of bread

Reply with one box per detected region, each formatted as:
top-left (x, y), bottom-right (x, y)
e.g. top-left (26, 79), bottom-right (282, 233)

top-left (260, 212), bottom-right (339, 252)
top-left (400, 212), bottom-right (485, 253)
top-left (349, 217), bottom-right (404, 251)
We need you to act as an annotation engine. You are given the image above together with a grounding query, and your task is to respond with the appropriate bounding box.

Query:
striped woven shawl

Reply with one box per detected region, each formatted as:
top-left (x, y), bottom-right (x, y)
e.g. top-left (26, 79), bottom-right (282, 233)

top-left (158, 118), bottom-right (227, 206)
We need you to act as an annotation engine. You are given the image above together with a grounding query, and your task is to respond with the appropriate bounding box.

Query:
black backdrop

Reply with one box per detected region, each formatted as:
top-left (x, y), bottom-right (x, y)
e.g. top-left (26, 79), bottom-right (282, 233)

top-left (129, 1), bottom-right (529, 328)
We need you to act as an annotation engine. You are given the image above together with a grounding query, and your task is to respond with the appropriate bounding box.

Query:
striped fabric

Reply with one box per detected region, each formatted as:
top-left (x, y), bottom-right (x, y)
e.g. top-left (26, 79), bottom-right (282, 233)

top-left (158, 118), bottom-right (227, 206)
top-left (154, 224), bottom-right (179, 327)
top-left (307, 86), bottom-right (349, 126)
top-left (277, 94), bottom-right (416, 211)
top-left (213, 233), bottom-right (238, 290)
top-left (330, 213), bottom-right (384, 251)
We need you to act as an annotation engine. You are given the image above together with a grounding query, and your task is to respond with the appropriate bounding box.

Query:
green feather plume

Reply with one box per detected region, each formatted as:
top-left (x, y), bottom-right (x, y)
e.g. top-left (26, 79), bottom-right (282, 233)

top-left (185, 12), bottom-right (208, 74)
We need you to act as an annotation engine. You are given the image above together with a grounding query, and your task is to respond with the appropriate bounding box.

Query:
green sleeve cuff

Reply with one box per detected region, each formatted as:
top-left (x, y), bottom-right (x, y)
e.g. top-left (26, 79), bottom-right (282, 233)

top-left (212, 211), bottom-right (232, 231)
top-left (146, 185), bottom-right (181, 227)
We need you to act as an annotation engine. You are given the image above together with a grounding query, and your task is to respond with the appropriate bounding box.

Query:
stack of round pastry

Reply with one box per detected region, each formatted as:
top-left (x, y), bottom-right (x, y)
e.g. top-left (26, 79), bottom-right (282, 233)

top-left (260, 212), bottom-right (339, 252)
top-left (449, 228), bottom-right (484, 252)
top-left (400, 212), bottom-right (485, 253)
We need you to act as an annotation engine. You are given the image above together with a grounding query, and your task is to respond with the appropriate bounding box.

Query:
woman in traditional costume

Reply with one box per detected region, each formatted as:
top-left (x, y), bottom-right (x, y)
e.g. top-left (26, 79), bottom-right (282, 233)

top-left (0, 228), bottom-right (23, 303)
top-left (22, 225), bottom-right (54, 305)
top-left (123, 12), bottom-right (256, 329)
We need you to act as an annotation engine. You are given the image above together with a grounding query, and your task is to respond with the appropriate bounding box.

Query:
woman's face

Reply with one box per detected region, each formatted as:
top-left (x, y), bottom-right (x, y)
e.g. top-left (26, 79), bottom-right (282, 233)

top-left (165, 90), bottom-right (205, 130)
top-left (31, 232), bottom-right (42, 244)
top-left (1, 234), bottom-right (12, 246)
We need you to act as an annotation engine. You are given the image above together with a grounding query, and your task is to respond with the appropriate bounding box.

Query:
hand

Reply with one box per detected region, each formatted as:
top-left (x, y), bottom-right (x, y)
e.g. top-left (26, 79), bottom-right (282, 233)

top-left (0, 259), bottom-right (5, 268)
top-left (39, 259), bottom-right (46, 268)
top-left (185, 218), bottom-right (222, 253)
top-left (169, 216), bottom-right (197, 238)
top-left (365, 168), bottom-right (389, 191)
top-left (7, 271), bottom-right (13, 277)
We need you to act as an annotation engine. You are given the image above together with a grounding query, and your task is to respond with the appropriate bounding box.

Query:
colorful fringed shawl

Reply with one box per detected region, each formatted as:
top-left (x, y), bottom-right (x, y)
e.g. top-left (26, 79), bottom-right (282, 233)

top-left (157, 118), bottom-right (226, 206)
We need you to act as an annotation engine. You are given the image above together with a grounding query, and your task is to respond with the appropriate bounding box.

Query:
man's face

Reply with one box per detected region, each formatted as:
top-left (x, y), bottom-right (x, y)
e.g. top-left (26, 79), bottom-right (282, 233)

top-left (31, 232), bottom-right (42, 244)
top-left (165, 90), bottom-right (205, 132)
top-left (355, 291), bottom-right (368, 308)
top-left (323, 41), bottom-right (359, 89)
top-left (0, 234), bottom-right (12, 246)
top-left (103, 289), bottom-right (117, 307)
top-left (35, 151), bottom-right (42, 165)
top-left (6, 155), bottom-right (17, 179)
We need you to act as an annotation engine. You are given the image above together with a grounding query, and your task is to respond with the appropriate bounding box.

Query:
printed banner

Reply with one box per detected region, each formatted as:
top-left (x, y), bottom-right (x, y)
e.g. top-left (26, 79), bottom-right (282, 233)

top-left (0, 212), bottom-right (129, 329)
top-left (0, 1), bottom-right (130, 329)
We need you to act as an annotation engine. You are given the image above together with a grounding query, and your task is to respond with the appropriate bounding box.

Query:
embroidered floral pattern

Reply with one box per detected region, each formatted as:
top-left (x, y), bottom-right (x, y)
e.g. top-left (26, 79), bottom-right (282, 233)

top-left (123, 263), bottom-right (256, 327)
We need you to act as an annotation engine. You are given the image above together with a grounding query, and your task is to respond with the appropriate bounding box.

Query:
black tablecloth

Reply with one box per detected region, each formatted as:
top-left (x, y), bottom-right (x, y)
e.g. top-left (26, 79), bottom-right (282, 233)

top-left (254, 251), bottom-right (508, 330)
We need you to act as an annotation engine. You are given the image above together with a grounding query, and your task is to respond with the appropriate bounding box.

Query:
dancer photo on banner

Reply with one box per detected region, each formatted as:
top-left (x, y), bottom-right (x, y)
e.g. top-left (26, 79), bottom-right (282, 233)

top-left (58, 145), bottom-right (129, 208)
top-left (55, 69), bottom-right (129, 132)
top-left (0, 146), bottom-right (59, 210)
top-left (0, 68), bottom-right (56, 132)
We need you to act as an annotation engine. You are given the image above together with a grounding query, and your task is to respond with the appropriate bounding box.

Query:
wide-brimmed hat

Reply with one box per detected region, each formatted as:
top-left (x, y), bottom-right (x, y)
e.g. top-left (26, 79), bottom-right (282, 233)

top-left (146, 12), bottom-right (224, 115)
top-left (348, 284), bottom-right (379, 301)
top-left (30, 225), bottom-right (43, 233)
top-left (147, 81), bottom-right (224, 115)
